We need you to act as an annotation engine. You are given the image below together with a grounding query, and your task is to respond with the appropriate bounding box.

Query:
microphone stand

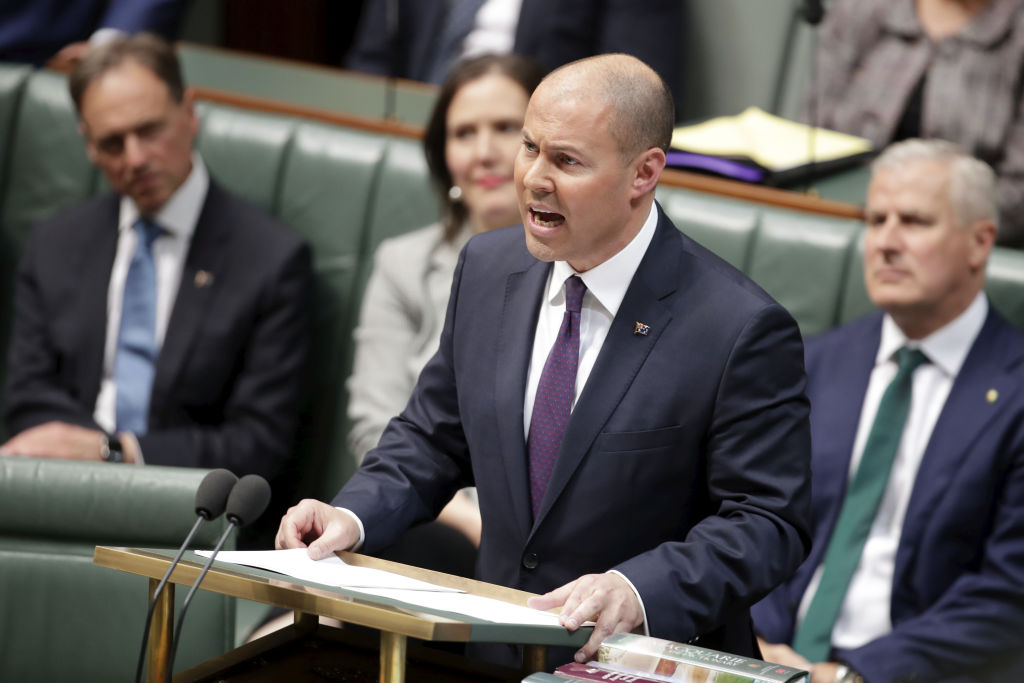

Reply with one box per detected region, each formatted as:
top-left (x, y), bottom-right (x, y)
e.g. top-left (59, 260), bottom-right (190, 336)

top-left (163, 521), bottom-right (238, 683)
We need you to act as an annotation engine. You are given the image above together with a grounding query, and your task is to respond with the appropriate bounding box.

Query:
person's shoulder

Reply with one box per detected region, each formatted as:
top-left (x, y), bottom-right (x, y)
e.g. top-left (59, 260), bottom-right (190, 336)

top-left (203, 180), bottom-right (308, 251)
top-left (375, 223), bottom-right (446, 259)
top-left (31, 192), bottom-right (118, 235)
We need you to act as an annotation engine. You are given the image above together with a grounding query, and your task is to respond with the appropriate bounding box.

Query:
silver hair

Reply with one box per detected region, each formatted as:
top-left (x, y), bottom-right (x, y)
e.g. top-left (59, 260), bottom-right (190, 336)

top-left (870, 138), bottom-right (999, 231)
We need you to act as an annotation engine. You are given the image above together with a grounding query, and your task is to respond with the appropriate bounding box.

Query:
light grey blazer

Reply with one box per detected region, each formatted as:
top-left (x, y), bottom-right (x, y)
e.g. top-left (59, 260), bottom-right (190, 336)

top-left (347, 222), bottom-right (470, 463)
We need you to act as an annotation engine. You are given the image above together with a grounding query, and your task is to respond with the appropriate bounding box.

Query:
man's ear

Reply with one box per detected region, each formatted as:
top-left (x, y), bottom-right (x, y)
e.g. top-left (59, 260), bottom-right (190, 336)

top-left (630, 147), bottom-right (666, 199)
top-left (78, 121), bottom-right (98, 164)
top-left (967, 218), bottom-right (997, 270)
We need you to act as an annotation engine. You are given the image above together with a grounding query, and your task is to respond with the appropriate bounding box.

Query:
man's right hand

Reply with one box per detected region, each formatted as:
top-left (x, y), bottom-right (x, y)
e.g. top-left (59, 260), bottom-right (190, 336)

top-left (275, 499), bottom-right (359, 560)
top-left (757, 637), bottom-right (812, 670)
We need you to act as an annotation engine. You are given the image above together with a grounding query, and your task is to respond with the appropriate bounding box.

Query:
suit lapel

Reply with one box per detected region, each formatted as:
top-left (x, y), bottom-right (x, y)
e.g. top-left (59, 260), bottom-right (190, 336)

top-left (150, 183), bottom-right (229, 415)
top-left (78, 196), bottom-right (121, 408)
top-left (531, 216), bottom-right (678, 529)
top-left (895, 311), bottom-right (1024, 578)
top-left (495, 258), bottom-right (550, 538)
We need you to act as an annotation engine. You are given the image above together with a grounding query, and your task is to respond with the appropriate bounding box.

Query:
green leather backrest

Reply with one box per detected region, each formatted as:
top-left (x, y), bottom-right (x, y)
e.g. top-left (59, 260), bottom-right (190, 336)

top-left (277, 121), bottom-right (390, 500)
top-left (0, 459), bottom-right (234, 682)
top-left (987, 248), bottom-right (1024, 327)
top-left (195, 102), bottom-right (296, 214)
top-left (657, 186), bottom-right (758, 271)
top-left (749, 210), bottom-right (861, 336)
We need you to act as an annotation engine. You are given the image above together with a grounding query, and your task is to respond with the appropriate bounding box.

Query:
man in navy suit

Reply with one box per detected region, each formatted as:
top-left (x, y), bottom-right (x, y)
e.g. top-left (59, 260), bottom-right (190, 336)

top-left (346, 0), bottom-right (683, 105)
top-left (1, 34), bottom-right (312, 479)
top-left (278, 54), bottom-right (811, 668)
top-left (753, 139), bottom-right (1024, 682)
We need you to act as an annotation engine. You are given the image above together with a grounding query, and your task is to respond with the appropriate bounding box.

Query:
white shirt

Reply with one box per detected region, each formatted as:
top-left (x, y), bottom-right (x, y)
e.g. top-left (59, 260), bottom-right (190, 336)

top-left (797, 291), bottom-right (989, 650)
top-left (461, 0), bottom-right (523, 59)
top-left (92, 154), bottom-right (208, 440)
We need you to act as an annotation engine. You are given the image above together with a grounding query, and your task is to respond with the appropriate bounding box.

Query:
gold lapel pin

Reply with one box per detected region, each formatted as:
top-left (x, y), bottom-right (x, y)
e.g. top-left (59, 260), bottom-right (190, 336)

top-left (986, 388), bottom-right (999, 404)
top-left (633, 321), bottom-right (650, 336)
top-left (194, 270), bottom-right (214, 288)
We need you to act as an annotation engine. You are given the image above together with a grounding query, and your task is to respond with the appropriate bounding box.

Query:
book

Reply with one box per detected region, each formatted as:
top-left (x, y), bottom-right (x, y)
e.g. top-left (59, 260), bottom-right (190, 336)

top-left (669, 106), bottom-right (873, 186)
top-left (554, 661), bottom-right (677, 681)
top-left (598, 633), bottom-right (808, 683)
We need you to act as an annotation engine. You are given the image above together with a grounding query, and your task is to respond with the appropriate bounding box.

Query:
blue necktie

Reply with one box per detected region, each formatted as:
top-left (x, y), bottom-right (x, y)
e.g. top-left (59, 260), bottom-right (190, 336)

top-left (427, 0), bottom-right (487, 84)
top-left (115, 218), bottom-right (162, 435)
top-left (528, 276), bottom-right (587, 518)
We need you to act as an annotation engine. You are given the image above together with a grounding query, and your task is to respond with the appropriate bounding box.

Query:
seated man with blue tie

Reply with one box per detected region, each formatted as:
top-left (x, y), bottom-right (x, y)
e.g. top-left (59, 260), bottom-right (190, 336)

top-left (753, 139), bottom-right (1024, 682)
top-left (1, 33), bottom-right (312, 480)
top-left (276, 53), bottom-right (812, 670)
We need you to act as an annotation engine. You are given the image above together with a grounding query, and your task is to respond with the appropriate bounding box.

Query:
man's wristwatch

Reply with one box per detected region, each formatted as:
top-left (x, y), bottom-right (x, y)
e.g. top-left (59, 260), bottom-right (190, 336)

top-left (100, 434), bottom-right (125, 463)
top-left (834, 664), bottom-right (864, 683)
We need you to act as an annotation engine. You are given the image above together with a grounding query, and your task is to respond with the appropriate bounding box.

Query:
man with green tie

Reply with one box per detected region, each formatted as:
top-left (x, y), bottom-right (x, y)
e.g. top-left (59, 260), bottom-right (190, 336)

top-left (753, 139), bottom-right (1024, 682)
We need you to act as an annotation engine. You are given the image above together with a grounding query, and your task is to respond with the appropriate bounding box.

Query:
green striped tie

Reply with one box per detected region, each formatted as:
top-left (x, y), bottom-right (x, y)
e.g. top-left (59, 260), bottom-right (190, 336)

top-left (793, 346), bottom-right (929, 661)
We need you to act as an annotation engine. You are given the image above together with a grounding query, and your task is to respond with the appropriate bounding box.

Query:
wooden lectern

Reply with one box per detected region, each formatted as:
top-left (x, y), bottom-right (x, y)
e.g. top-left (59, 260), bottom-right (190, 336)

top-left (93, 546), bottom-right (590, 682)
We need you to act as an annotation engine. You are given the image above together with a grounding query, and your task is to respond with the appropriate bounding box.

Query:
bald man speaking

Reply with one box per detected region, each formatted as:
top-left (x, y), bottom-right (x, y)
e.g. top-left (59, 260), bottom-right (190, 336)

top-left (277, 54), bottom-right (812, 668)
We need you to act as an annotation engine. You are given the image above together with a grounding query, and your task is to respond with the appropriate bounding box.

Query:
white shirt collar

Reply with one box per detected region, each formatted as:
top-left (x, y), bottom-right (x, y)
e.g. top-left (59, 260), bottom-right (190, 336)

top-left (878, 290), bottom-right (989, 378)
top-left (118, 152), bottom-right (209, 239)
top-left (546, 202), bottom-right (659, 318)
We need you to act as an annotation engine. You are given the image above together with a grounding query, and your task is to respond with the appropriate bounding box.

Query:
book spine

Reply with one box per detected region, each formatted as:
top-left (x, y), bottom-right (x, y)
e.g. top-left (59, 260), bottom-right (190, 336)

top-left (554, 662), bottom-right (675, 682)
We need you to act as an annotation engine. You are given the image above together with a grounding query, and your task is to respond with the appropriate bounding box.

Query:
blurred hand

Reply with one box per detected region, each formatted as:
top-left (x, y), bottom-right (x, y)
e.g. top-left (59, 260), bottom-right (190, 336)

top-left (527, 572), bottom-right (643, 663)
top-left (810, 662), bottom-right (841, 683)
top-left (46, 41), bottom-right (91, 71)
top-left (0, 421), bottom-right (106, 460)
top-left (757, 638), bottom-right (812, 670)
top-left (275, 498), bottom-right (360, 560)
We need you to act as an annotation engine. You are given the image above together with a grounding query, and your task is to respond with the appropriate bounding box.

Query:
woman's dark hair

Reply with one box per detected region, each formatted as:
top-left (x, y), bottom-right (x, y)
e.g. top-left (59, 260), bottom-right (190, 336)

top-left (423, 53), bottom-right (546, 242)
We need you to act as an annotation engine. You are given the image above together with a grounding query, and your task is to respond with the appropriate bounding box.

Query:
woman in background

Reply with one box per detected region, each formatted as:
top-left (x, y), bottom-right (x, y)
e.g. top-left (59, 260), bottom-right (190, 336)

top-left (346, 53), bottom-right (545, 574)
top-left (806, 0), bottom-right (1024, 247)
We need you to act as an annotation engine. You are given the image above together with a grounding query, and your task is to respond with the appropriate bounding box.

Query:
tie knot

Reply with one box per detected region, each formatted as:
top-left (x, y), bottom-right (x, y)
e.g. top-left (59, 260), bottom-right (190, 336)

top-left (895, 347), bottom-right (929, 375)
top-left (564, 275), bottom-right (587, 314)
top-left (133, 218), bottom-right (163, 250)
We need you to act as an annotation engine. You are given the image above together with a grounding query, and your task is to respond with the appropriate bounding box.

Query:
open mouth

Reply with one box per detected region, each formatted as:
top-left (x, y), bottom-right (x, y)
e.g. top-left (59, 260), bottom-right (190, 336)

top-left (530, 208), bottom-right (565, 227)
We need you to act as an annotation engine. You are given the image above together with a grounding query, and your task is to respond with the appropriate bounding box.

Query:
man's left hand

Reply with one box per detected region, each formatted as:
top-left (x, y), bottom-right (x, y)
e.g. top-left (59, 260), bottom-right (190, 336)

top-left (0, 421), bottom-right (106, 460)
top-left (810, 662), bottom-right (840, 683)
top-left (527, 572), bottom-right (643, 663)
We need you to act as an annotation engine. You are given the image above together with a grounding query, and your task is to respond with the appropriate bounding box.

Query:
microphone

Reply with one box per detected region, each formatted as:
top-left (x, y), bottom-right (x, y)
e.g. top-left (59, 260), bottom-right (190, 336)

top-left (133, 469), bottom-right (237, 683)
top-left (164, 474), bottom-right (272, 683)
top-left (802, 0), bottom-right (824, 25)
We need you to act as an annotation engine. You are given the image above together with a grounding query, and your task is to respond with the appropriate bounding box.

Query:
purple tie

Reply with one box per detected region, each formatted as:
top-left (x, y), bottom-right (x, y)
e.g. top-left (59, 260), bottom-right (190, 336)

top-left (528, 275), bottom-right (587, 518)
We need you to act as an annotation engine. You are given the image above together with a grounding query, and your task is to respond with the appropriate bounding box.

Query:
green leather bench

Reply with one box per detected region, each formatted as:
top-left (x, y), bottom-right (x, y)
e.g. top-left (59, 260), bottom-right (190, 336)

top-left (1, 61), bottom-right (1023, 681)
top-left (0, 458), bottom-right (234, 682)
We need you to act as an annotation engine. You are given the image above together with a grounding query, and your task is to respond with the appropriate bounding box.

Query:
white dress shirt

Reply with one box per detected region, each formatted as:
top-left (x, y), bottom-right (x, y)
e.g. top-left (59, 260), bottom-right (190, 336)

top-left (461, 0), bottom-right (524, 59)
top-left (92, 154), bottom-right (208, 444)
top-left (797, 291), bottom-right (989, 650)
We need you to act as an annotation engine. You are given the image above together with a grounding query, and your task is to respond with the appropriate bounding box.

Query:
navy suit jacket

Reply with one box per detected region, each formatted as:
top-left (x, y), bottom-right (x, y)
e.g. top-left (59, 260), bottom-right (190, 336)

top-left (0, 0), bottom-right (185, 65)
top-left (336, 209), bottom-right (812, 664)
top-left (346, 0), bottom-right (684, 102)
top-left (752, 309), bottom-right (1024, 682)
top-left (3, 180), bottom-right (313, 479)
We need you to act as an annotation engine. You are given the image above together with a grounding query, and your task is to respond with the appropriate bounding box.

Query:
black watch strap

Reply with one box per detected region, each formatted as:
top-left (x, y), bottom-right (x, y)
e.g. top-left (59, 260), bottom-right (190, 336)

top-left (102, 435), bottom-right (124, 463)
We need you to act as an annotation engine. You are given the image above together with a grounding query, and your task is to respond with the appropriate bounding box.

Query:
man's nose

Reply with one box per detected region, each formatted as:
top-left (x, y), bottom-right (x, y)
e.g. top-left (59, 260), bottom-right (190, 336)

top-left (123, 133), bottom-right (146, 167)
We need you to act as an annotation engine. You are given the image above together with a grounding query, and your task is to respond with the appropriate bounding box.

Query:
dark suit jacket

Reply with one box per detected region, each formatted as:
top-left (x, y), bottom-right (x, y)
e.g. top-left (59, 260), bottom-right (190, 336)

top-left (346, 0), bottom-right (684, 103)
top-left (3, 180), bottom-right (313, 479)
top-left (0, 0), bottom-right (185, 65)
top-left (336, 209), bottom-right (812, 664)
top-left (752, 309), bottom-right (1024, 682)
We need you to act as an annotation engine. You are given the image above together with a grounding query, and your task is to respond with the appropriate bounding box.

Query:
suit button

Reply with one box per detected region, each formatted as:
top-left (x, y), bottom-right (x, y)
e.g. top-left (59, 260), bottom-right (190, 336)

top-left (522, 552), bottom-right (539, 570)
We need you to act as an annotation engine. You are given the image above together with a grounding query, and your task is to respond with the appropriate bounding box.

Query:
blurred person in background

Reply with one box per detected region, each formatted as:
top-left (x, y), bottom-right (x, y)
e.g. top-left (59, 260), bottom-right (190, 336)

top-left (805, 0), bottom-right (1024, 248)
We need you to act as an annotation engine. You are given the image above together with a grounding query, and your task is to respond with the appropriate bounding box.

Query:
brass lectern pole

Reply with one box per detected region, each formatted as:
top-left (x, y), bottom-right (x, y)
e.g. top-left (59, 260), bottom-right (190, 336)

top-left (147, 578), bottom-right (174, 683)
top-left (379, 631), bottom-right (407, 683)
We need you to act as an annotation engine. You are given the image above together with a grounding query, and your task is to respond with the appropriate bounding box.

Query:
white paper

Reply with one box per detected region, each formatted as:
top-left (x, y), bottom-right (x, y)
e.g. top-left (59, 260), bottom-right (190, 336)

top-left (196, 548), bottom-right (460, 592)
top-left (352, 587), bottom-right (564, 626)
top-left (195, 548), bottom-right (568, 626)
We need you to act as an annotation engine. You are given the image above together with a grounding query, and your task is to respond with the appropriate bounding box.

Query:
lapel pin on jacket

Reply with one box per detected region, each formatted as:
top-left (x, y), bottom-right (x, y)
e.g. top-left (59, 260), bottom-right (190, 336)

top-left (987, 388), bottom-right (999, 403)
top-left (633, 321), bottom-right (650, 336)
top-left (194, 270), bottom-right (214, 288)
